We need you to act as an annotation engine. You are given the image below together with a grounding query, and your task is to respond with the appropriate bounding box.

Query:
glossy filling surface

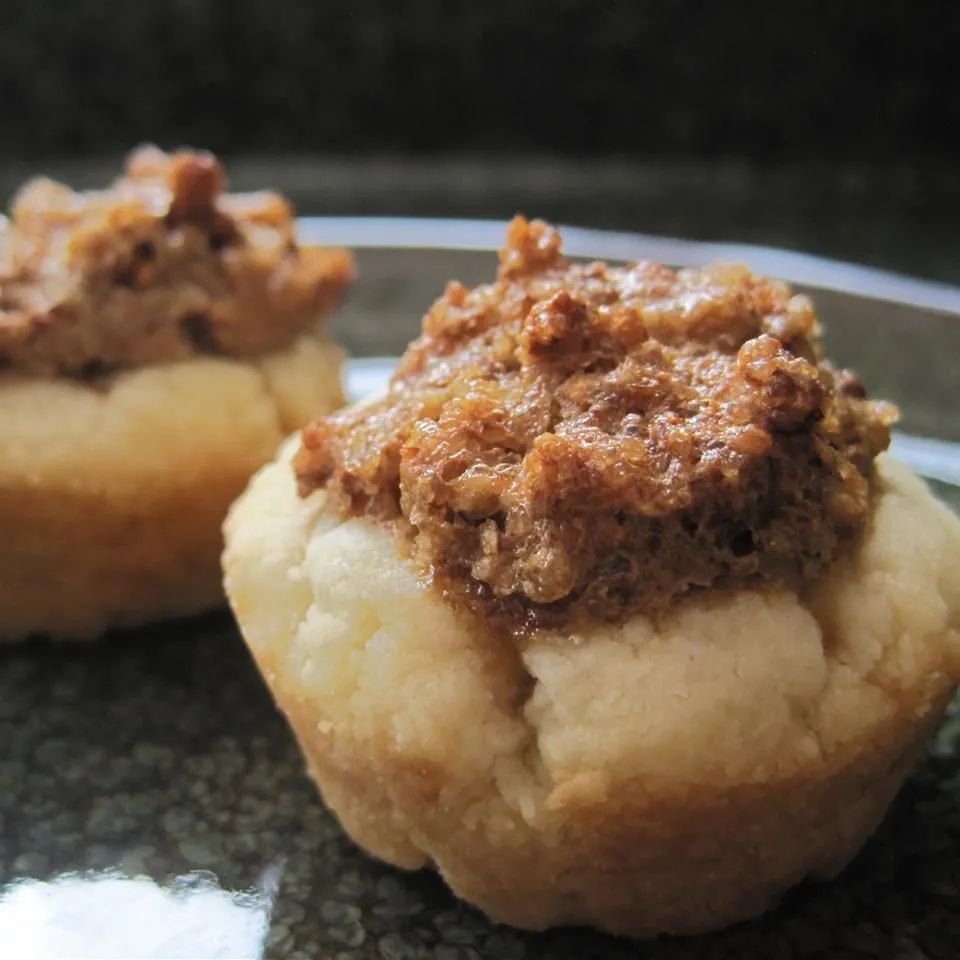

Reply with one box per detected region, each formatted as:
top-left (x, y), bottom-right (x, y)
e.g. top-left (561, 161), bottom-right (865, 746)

top-left (297, 218), bottom-right (894, 633)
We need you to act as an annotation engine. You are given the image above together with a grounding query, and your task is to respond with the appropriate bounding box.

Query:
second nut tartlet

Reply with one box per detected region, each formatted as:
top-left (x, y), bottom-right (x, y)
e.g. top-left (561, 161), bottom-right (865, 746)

top-left (0, 146), bottom-right (353, 640)
top-left (224, 218), bottom-right (960, 937)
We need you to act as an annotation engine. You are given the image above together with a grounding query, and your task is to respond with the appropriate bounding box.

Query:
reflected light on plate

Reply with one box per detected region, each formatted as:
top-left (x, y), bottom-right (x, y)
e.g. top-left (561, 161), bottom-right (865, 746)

top-left (0, 869), bottom-right (279, 960)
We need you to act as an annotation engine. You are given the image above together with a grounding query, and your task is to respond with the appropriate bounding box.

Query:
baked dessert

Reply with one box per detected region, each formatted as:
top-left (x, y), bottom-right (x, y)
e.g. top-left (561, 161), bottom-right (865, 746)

top-left (0, 146), bottom-right (353, 640)
top-left (223, 217), bottom-right (960, 936)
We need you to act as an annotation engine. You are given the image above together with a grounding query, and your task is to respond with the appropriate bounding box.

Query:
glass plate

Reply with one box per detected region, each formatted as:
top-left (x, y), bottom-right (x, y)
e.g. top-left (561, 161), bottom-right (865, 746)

top-left (1, 220), bottom-right (958, 959)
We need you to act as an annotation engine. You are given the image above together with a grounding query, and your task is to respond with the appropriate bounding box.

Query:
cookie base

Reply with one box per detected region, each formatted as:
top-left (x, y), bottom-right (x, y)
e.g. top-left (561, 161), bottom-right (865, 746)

top-left (1, 330), bottom-right (343, 640)
top-left (225, 450), bottom-right (960, 936)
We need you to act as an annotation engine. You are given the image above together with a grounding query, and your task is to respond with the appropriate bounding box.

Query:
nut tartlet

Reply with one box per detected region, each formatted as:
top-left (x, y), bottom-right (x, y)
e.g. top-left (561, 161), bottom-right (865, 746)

top-left (223, 218), bottom-right (960, 936)
top-left (0, 146), bottom-right (353, 640)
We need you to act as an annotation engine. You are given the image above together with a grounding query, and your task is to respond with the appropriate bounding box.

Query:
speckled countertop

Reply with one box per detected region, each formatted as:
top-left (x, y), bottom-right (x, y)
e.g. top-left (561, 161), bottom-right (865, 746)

top-left (2, 611), bottom-right (960, 959)
top-left (1, 198), bottom-right (959, 958)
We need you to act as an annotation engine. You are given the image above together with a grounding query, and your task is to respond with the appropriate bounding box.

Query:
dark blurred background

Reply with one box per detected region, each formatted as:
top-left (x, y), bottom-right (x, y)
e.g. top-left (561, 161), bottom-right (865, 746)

top-left (1, 1), bottom-right (957, 281)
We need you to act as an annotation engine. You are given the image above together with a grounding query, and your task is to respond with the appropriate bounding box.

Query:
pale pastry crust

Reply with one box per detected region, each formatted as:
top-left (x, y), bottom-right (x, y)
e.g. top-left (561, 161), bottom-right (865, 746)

top-left (0, 330), bottom-right (343, 641)
top-left (224, 446), bottom-right (960, 937)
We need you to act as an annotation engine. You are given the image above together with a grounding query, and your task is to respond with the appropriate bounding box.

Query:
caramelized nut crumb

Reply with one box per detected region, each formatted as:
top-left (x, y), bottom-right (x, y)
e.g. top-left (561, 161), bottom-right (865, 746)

top-left (0, 146), bottom-right (354, 376)
top-left (297, 217), bottom-right (896, 635)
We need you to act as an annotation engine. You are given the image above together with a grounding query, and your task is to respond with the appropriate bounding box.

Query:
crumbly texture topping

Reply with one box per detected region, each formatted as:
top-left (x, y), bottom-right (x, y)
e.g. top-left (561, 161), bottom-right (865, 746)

top-left (0, 146), bottom-right (354, 377)
top-left (296, 217), bottom-right (895, 634)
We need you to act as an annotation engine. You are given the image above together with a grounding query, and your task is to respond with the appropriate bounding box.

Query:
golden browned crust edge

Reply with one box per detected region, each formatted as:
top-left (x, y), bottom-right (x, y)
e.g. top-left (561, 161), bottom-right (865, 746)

top-left (0, 477), bottom-right (243, 640)
top-left (283, 689), bottom-right (947, 936)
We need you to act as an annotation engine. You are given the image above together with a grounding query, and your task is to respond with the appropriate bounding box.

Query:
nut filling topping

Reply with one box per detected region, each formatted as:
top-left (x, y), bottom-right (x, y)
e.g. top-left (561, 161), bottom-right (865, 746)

top-left (0, 146), bottom-right (353, 377)
top-left (297, 217), bottom-right (896, 633)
